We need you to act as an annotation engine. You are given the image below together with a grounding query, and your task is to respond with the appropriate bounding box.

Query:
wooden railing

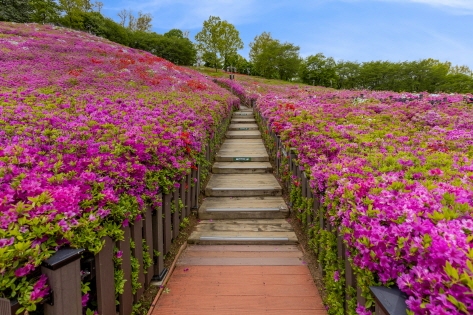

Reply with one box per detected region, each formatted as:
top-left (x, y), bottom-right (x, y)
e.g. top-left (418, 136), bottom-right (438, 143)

top-left (254, 108), bottom-right (408, 315)
top-left (0, 111), bottom-right (233, 315)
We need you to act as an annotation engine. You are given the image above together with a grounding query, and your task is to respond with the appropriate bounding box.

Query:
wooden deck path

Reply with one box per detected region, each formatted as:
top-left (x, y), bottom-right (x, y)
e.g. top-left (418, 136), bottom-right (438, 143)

top-left (149, 106), bottom-right (327, 315)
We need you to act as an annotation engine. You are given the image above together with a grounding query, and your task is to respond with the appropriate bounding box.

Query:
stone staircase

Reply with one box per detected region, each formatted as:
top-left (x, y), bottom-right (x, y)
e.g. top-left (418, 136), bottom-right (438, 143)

top-left (188, 106), bottom-right (296, 245)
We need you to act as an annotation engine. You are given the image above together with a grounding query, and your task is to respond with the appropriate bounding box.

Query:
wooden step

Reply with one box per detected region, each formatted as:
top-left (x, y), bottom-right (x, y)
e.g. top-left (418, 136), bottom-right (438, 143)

top-left (177, 245), bottom-right (303, 266)
top-left (199, 196), bottom-right (288, 219)
top-left (231, 118), bottom-right (256, 124)
top-left (188, 219), bottom-right (298, 245)
top-left (205, 174), bottom-right (282, 197)
top-left (226, 130), bottom-right (261, 139)
top-left (228, 124), bottom-right (259, 131)
top-left (215, 148), bottom-right (269, 162)
top-left (212, 162), bottom-right (272, 174)
top-left (233, 113), bottom-right (254, 117)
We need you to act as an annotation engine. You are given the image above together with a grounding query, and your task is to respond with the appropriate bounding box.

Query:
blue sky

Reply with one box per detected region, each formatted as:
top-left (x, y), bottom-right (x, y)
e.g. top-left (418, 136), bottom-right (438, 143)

top-left (98, 0), bottom-right (473, 68)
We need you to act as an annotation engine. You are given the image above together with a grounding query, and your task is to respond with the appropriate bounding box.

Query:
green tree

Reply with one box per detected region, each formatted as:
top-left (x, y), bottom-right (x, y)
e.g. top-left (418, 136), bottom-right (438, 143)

top-left (164, 28), bottom-right (184, 38)
top-left (195, 16), bottom-right (244, 71)
top-left (300, 53), bottom-right (338, 87)
top-left (0, 0), bottom-right (32, 22)
top-left (29, 0), bottom-right (60, 23)
top-left (250, 32), bottom-right (301, 80)
top-left (335, 60), bottom-right (361, 89)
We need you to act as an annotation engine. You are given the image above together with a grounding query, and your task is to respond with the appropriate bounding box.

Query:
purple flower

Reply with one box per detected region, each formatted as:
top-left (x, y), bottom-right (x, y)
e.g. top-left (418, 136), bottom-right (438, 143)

top-left (333, 271), bottom-right (340, 282)
top-left (15, 263), bottom-right (35, 277)
top-left (81, 293), bottom-right (89, 307)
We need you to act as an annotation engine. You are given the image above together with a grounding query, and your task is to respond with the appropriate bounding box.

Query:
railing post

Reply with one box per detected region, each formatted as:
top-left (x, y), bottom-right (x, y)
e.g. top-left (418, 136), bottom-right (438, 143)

top-left (163, 192), bottom-right (172, 254)
top-left (152, 192), bottom-right (165, 278)
top-left (0, 299), bottom-right (22, 315)
top-left (131, 219), bottom-right (145, 301)
top-left (143, 207), bottom-right (154, 286)
top-left (172, 187), bottom-right (180, 239)
top-left (369, 286), bottom-right (408, 315)
top-left (118, 226), bottom-right (132, 315)
top-left (186, 172), bottom-right (191, 217)
top-left (41, 248), bottom-right (85, 315)
top-left (180, 176), bottom-right (186, 219)
top-left (95, 236), bottom-right (116, 315)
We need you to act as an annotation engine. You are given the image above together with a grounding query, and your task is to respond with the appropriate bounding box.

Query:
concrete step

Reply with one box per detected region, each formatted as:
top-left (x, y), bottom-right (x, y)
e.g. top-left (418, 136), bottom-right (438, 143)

top-left (188, 219), bottom-right (298, 245)
top-left (226, 130), bottom-right (261, 139)
top-left (228, 124), bottom-right (259, 131)
top-left (231, 118), bottom-right (256, 124)
top-left (212, 162), bottom-right (273, 174)
top-left (199, 196), bottom-right (288, 219)
top-left (205, 174), bottom-right (282, 197)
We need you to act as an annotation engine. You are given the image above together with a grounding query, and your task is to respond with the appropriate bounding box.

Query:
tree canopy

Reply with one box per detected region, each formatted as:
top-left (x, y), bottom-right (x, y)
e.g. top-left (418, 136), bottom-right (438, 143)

top-left (195, 16), bottom-right (244, 71)
top-left (250, 32), bottom-right (301, 81)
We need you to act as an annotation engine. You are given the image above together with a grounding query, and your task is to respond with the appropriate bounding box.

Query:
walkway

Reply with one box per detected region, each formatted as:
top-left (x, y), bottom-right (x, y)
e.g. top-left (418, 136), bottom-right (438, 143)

top-left (149, 106), bottom-right (327, 314)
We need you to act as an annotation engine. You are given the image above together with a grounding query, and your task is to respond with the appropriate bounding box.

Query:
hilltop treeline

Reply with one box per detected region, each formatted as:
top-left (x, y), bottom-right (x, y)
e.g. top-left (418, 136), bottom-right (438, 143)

top-left (1, 3), bottom-right (472, 93)
top-left (0, 0), bottom-right (196, 65)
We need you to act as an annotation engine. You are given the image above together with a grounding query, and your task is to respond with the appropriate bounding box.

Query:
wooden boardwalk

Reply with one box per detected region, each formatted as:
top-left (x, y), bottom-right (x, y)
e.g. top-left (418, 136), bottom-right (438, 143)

top-left (149, 107), bottom-right (327, 315)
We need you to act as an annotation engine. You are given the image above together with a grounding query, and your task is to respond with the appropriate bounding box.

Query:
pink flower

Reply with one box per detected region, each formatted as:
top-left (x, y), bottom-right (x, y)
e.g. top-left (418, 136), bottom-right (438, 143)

top-left (15, 263), bottom-right (35, 277)
top-left (30, 275), bottom-right (49, 301)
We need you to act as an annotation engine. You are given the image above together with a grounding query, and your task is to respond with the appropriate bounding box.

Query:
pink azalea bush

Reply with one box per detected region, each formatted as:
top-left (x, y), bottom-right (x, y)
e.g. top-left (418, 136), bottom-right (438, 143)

top-left (0, 22), bottom-right (237, 310)
top-left (225, 78), bottom-right (473, 314)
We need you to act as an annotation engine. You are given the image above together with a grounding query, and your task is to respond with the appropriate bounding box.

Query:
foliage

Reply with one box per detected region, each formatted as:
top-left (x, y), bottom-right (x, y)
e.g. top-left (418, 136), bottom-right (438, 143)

top-left (249, 32), bottom-right (301, 81)
top-left (221, 76), bottom-right (473, 314)
top-left (0, 22), bottom-right (237, 310)
top-left (195, 16), bottom-right (244, 71)
top-left (299, 56), bottom-right (473, 93)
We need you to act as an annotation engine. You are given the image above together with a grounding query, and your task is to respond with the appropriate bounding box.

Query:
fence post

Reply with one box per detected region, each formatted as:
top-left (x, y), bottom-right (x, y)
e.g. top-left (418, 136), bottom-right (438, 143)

top-left (180, 176), bottom-right (186, 220)
top-left (163, 192), bottom-right (172, 254)
top-left (131, 219), bottom-right (145, 301)
top-left (345, 244), bottom-right (356, 311)
top-left (143, 207), bottom-right (154, 286)
top-left (186, 172), bottom-right (191, 217)
top-left (369, 286), bottom-right (408, 315)
top-left (41, 248), bottom-right (85, 315)
top-left (118, 226), bottom-right (133, 315)
top-left (152, 192), bottom-right (166, 280)
top-left (95, 236), bottom-right (116, 315)
top-left (172, 187), bottom-right (180, 239)
top-left (0, 299), bottom-right (22, 315)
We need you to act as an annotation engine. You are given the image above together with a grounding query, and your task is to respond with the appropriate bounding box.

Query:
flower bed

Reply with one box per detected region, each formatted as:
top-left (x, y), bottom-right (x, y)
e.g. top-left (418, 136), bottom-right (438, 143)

top-left (221, 77), bottom-right (473, 315)
top-left (0, 22), bottom-right (237, 313)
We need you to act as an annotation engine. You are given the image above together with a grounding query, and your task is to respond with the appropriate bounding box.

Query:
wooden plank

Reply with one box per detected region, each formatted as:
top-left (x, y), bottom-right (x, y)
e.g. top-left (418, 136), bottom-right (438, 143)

top-left (143, 207), bottom-right (154, 286)
top-left (164, 283), bottom-right (319, 297)
top-left (163, 193), bottom-right (172, 254)
top-left (185, 245), bottom-right (300, 252)
top-left (118, 226), bottom-right (132, 315)
top-left (196, 164), bottom-right (201, 208)
top-left (170, 265), bottom-right (311, 275)
top-left (152, 309), bottom-right (325, 315)
top-left (180, 251), bottom-right (302, 258)
top-left (41, 259), bottom-right (82, 315)
top-left (176, 257), bottom-right (305, 266)
top-left (152, 193), bottom-right (164, 276)
top-left (186, 173), bottom-right (191, 217)
top-left (172, 188), bottom-right (180, 239)
top-left (131, 219), bottom-right (145, 302)
top-left (180, 177), bottom-right (186, 220)
top-left (156, 295), bottom-right (324, 310)
top-left (191, 168), bottom-right (197, 208)
top-left (95, 236), bottom-right (116, 315)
